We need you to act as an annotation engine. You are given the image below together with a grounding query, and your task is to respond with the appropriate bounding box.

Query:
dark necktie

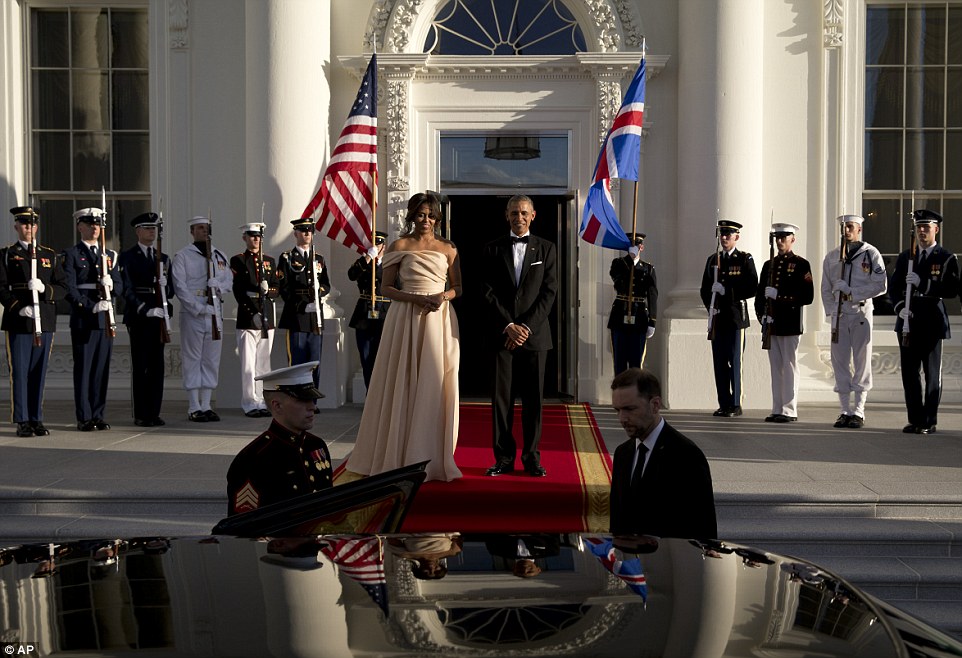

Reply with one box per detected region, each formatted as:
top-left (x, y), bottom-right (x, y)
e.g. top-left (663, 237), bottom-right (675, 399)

top-left (512, 236), bottom-right (529, 245)
top-left (90, 245), bottom-right (99, 259)
top-left (916, 250), bottom-right (927, 271)
top-left (147, 247), bottom-right (155, 263)
top-left (630, 442), bottom-right (649, 489)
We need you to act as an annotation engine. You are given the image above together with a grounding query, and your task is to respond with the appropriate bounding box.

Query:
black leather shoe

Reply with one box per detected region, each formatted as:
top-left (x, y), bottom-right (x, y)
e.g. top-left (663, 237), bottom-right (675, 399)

top-left (833, 414), bottom-right (852, 428)
top-left (847, 415), bottom-right (864, 429)
top-left (16, 422), bottom-right (34, 437)
top-left (93, 419), bottom-right (110, 430)
top-left (729, 406), bottom-right (743, 417)
top-left (78, 420), bottom-right (97, 432)
top-left (204, 410), bottom-right (221, 422)
top-left (188, 411), bottom-right (208, 422)
top-left (918, 425), bottom-right (936, 435)
top-left (772, 414), bottom-right (790, 423)
top-left (764, 415), bottom-right (777, 422)
top-left (134, 419), bottom-right (154, 427)
top-left (485, 462), bottom-right (514, 476)
top-left (153, 418), bottom-right (166, 426)
top-left (30, 421), bottom-right (50, 436)
top-left (258, 409), bottom-right (272, 417)
top-left (903, 424), bottom-right (918, 434)
top-left (524, 463), bottom-right (547, 477)
top-left (712, 408), bottom-right (728, 417)
top-left (787, 416), bottom-right (798, 422)
top-left (244, 410), bottom-right (261, 418)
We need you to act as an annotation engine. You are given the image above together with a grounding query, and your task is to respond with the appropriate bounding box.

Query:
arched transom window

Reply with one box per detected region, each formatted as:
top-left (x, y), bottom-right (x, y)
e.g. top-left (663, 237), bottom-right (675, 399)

top-left (423, 0), bottom-right (587, 55)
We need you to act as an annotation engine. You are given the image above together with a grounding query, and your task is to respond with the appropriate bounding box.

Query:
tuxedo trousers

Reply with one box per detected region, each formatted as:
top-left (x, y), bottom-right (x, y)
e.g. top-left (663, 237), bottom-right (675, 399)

top-left (491, 347), bottom-right (546, 467)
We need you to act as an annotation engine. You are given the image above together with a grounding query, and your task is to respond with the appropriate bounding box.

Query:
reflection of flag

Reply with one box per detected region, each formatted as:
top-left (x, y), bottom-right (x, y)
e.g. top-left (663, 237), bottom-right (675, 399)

top-left (302, 54), bottom-right (378, 258)
top-left (579, 58), bottom-right (646, 251)
top-left (320, 536), bottom-right (389, 616)
top-left (584, 536), bottom-right (647, 601)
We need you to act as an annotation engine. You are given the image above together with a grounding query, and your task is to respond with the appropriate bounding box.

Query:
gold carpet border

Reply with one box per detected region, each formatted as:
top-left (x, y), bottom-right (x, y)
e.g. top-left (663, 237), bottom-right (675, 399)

top-left (566, 403), bottom-right (612, 532)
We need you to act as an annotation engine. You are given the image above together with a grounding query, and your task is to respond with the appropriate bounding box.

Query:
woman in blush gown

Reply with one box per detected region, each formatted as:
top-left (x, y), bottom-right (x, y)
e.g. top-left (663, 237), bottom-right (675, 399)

top-left (347, 192), bottom-right (462, 482)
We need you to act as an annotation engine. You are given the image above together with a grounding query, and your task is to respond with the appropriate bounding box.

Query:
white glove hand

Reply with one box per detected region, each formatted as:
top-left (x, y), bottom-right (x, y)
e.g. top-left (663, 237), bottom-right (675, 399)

top-left (762, 315), bottom-right (774, 324)
top-left (905, 271), bottom-right (921, 287)
top-left (146, 307), bottom-right (166, 319)
top-left (314, 261), bottom-right (324, 274)
top-left (628, 246), bottom-right (640, 258)
top-left (259, 280), bottom-right (269, 294)
top-left (205, 304), bottom-right (217, 316)
top-left (711, 282), bottom-right (726, 295)
top-left (305, 302), bottom-right (317, 313)
top-left (709, 307), bottom-right (720, 316)
top-left (19, 306), bottom-right (35, 318)
top-left (93, 300), bottom-right (112, 313)
top-left (157, 274), bottom-right (167, 288)
top-left (832, 280), bottom-right (851, 294)
top-left (27, 278), bottom-right (44, 293)
top-left (898, 308), bottom-right (913, 321)
top-left (645, 326), bottom-right (655, 339)
top-left (764, 286), bottom-right (778, 300)
top-left (207, 277), bottom-right (219, 290)
top-left (100, 275), bottom-right (114, 292)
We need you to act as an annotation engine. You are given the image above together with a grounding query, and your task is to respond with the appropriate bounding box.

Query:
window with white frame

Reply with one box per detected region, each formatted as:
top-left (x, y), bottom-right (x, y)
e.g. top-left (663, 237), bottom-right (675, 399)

top-left (27, 5), bottom-right (150, 255)
top-left (862, 2), bottom-right (961, 314)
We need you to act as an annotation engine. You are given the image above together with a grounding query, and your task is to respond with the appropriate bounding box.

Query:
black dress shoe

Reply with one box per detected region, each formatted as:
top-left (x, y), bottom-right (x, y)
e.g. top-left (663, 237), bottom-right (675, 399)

top-left (918, 425), bottom-right (936, 435)
top-left (772, 414), bottom-right (790, 423)
top-left (833, 414), bottom-right (852, 428)
top-left (16, 422), bottom-right (34, 437)
top-left (712, 408), bottom-right (728, 417)
top-left (30, 421), bottom-right (50, 436)
top-left (153, 418), bottom-right (166, 426)
top-left (258, 409), bottom-right (272, 417)
top-left (204, 410), bottom-right (221, 422)
top-left (847, 415), bottom-right (864, 429)
top-left (188, 411), bottom-right (208, 423)
top-left (93, 419), bottom-right (110, 430)
top-left (764, 415), bottom-right (777, 422)
top-left (78, 420), bottom-right (97, 432)
top-left (730, 406), bottom-right (743, 417)
top-left (244, 410), bottom-right (261, 418)
top-left (903, 424), bottom-right (918, 434)
top-left (524, 464), bottom-right (547, 477)
top-left (485, 462), bottom-right (514, 476)
top-left (134, 419), bottom-right (154, 427)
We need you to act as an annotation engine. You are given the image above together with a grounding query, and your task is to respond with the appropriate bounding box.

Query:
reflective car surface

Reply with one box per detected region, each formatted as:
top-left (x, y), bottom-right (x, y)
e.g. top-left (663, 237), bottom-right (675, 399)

top-left (2, 534), bottom-right (961, 657)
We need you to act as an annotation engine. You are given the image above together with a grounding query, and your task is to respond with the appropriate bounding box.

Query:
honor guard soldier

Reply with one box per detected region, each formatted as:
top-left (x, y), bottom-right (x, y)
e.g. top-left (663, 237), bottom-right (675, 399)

top-left (347, 230), bottom-right (390, 389)
top-left (890, 210), bottom-right (960, 434)
top-left (0, 207), bottom-right (67, 436)
top-left (231, 222), bottom-right (280, 417)
top-left (62, 208), bottom-right (123, 432)
top-left (608, 232), bottom-right (658, 374)
top-left (700, 220), bottom-right (758, 417)
top-left (277, 218), bottom-right (330, 390)
top-left (820, 214), bottom-right (887, 429)
top-left (226, 361), bottom-right (333, 516)
top-left (753, 223), bottom-right (814, 422)
top-left (117, 212), bottom-right (173, 427)
top-left (171, 216), bottom-right (233, 422)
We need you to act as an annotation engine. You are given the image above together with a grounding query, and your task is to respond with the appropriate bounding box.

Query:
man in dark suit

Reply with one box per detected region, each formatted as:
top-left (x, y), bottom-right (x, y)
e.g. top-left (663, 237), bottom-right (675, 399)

top-left (609, 368), bottom-right (717, 539)
top-left (347, 230), bottom-right (390, 389)
top-left (62, 208), bottom-right (123, 432)
top-left (0, 206), bottom-right (67, 437)
top-left (890, 209), bottom-right (960, 434)
top-left (117, 212), bottom-right (174, 427)
top-left (699, 219), bottom-right (758, 417)
top-left (481, 195), bottom-right (558, 477)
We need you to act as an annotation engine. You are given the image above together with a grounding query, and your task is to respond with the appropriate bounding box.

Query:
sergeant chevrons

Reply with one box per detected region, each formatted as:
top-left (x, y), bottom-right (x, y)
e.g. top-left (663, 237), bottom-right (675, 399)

top-left (607, 255), bottom-right (658, 373)
top-left (347, 255), bottom-right (390, 389)
top-left (225, 420), bottom-right (333, 515)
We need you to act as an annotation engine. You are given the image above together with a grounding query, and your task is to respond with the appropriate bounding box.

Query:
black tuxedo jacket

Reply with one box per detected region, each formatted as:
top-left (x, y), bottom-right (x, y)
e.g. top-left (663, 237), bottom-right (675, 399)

top-left (610, 421), bottom-right (717, 540)
top-left (481, 234), bottom-right (558, 351)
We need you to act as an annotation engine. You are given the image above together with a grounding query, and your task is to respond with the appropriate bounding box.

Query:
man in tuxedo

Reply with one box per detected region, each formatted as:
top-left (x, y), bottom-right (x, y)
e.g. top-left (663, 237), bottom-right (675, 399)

top-left (481, 195), bottom-right (558, 477)
top-left (609, 368), bottom-right (717, 539)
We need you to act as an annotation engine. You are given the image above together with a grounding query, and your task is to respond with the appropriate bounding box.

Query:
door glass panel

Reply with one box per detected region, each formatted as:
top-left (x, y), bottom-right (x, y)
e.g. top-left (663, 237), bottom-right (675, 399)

top-left (440, 134), bottom-right (569, 189)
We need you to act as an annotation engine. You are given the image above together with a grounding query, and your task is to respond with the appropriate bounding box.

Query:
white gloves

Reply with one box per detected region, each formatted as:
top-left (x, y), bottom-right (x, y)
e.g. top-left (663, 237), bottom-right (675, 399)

top-left (761, 315), bottom-right (774, 324)
top-left (93, 300), bottom-right (112, 313)
top-left (628, 246), bottom-right (640, 258)
top-left (19, 306), bottom-right (35, 318)
top-left (645, 326), bottom-right (655, 339)
top-left (157, 274), bottom-right (167, 288)
top-left (905, 271), bottom-right (921, 287)
top-left (711, 282), bottom-right (725, 295)
top-left (27, 278), bottom-right (44, 293)
top-left (709, 307), bottom-right (720, 316)
top-left (764, 286), bottom-right (778, 300)
top-left (832, 280), bottom-right (851, 295)
top-left (100, 275), bottom-right (114, 292)
top-left (205, 304), bottom-right (217, 316)
top-left (147, 307), bottom-right (166, 319)
top-left (898, 308), bottom-right (913, 321)
top-left (259, 280), bottom-right (270, 294)
top-left (305, 302), bottom-right (317, 313)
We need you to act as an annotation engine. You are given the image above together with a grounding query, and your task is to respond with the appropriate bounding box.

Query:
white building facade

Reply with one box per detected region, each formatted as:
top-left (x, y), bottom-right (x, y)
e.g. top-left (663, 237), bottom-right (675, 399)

top-left (0, 0), bottom-right (959, 411)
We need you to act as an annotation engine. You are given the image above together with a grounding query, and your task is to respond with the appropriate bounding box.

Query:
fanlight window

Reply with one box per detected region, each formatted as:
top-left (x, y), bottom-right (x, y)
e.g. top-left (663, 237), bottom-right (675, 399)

top-left (424, 0), bottom-right (586, 55)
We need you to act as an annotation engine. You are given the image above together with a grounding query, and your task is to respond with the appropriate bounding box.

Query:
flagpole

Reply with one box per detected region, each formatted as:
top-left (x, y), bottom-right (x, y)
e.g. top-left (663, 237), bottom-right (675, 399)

top-left (623, 38), bottom-right (646, 326)
top-left (368, 49), bottom-right (380, 320)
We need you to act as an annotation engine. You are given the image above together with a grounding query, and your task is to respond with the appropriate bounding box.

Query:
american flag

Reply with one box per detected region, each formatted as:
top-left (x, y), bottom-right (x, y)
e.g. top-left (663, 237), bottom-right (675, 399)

top-left (584, 536), bottom-right (648, 601)
top-left (579, 57), bottom-right (646, 251)
top-left (302, 54), bottom-right (378, 258)
top-left (320, 536), bottom-right (389, 617)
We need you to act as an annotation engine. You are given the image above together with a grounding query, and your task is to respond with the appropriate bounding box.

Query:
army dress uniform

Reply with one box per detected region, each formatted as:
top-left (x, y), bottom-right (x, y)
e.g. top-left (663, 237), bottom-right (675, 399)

top-left (753, 224), bottom-right (814, 421)
top-left (62, 208), bottom-right (123, 430)
top-left (699, 221), bottom-right (758, 416)
top-left (117, 212), bottom-right (174, 427)
top-left (0, 207), bottom-right (67, 436)
top-left (820, 215), bottom-right (887, 427)
top-left (889, 210), bottom-right (960, 434)
top-left (347, 231), bottom-right (390, 389)
top-left (608, 234), bottom-right (658, 374)
top-left (278, 235), bottom-right (331, 390)
top-left (231, 223), bottom-right (281, 416)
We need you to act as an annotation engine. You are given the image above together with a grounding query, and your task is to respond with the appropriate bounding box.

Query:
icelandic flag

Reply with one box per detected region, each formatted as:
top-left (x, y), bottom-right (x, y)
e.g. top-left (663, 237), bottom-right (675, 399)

top-left (584, 536), bottom-right (648, 601)
top-left (579, 58), bottom-right (646, 251)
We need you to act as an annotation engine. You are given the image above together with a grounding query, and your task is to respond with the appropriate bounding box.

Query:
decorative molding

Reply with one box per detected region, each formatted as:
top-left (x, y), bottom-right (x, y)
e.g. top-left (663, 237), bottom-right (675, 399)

top-left (169, 0), bottom-right (189, 49)
top-left (384, 76), bottom-right (411, 194)
top-left (1, 345), bottom-right (182, 378)
top-left (824, 0), bottom-right (843, 49)
top-left (816, 347), bottom-right (962, 377)
top-left (597, 78), bottom-right (622, 146)
top-left (614, 1), bottom-right (643, 48)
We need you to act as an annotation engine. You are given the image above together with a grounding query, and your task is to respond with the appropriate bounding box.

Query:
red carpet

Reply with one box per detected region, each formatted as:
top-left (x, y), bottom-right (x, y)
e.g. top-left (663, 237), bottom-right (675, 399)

top-left (335, 403), bottom-right (613, 533)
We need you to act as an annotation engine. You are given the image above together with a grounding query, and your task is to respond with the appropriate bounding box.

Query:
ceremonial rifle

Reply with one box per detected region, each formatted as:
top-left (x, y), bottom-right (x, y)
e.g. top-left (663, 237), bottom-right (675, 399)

top-left (761, 225), bottom-right (776, 350)
top-left (309, 244), bottom-right (323, 334)
top-left (830, 219), bottom-right (847, 344)
top-left (901, 200), bottom-right (917, 347)
top-left (707, 225), bottom-right (721, 340)
top-left (156, 200), bottom-right (171, 344)
top-left (28, 207), bottom-right (42, 347)
top-left (206, 209), bottom-right (222, 340)
top-left (99, 187), bottom-right (117, 339)
top-left (256, 208), bottom-right (270, 339)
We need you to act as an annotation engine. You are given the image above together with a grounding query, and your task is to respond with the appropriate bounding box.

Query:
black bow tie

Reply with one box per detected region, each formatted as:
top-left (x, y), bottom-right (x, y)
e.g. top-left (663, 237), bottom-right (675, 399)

top-left (512, 236), bottom-right (529, 245)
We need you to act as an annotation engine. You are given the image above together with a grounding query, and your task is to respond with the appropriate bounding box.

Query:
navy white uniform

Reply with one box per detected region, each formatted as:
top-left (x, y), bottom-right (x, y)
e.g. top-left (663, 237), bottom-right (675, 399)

top-left (277, 244), bottom-right (330, 390)
top-left (820, 215), bottom-right (887, 426)
top-left (171, 217), bottom-right (233, 420)
top-left (699, 223), bottom-right (758, 415)
top-left (231, 225), bottom-right (280, 416)
top-left (347, 240), bottom-right (390, 389)
top-left (62, 209), bottom-right (123, 429)
top-left (608, 245), bottom-right (658, 374)
top-left (117, 212), bottom-right (173, 426)
top-left (754, 226), bottom-right (814, 421)
top-left (0, 207), bottom-right (67, 436)
top-left (889, 210), bottom-right (960, 433)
